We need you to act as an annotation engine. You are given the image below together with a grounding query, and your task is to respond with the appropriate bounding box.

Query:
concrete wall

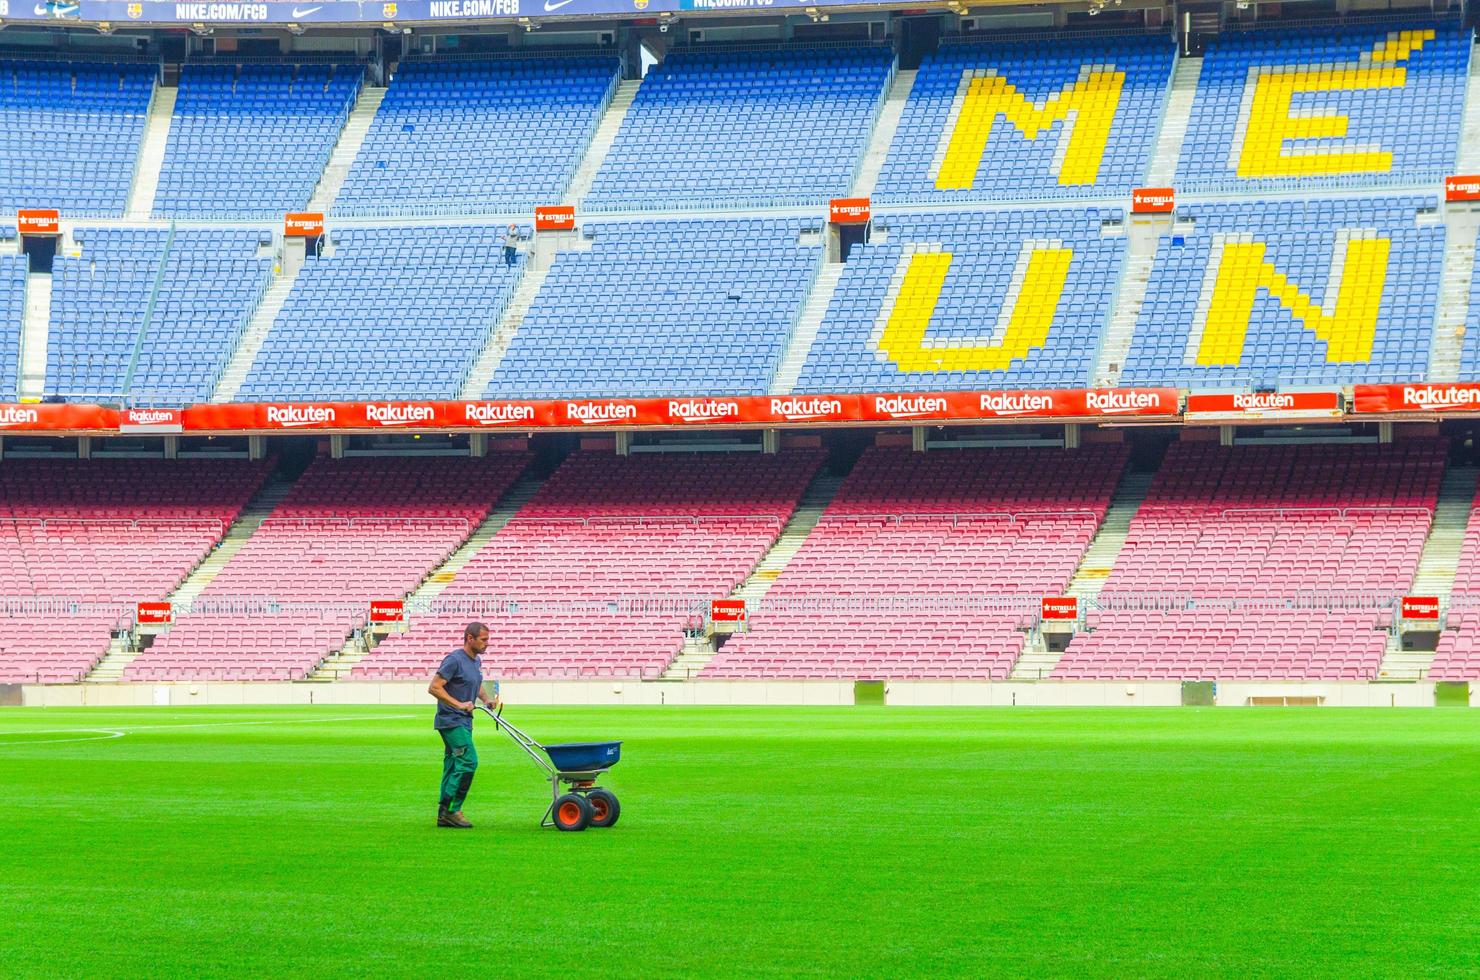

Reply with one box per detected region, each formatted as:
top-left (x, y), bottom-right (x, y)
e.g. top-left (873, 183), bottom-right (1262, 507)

top-left (17, 679), bottom-right (1456, 708)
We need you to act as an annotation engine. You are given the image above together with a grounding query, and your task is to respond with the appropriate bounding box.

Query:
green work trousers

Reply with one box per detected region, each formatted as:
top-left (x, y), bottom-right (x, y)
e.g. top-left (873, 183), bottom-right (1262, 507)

top-left (438, 726), bottom-right (478, 812)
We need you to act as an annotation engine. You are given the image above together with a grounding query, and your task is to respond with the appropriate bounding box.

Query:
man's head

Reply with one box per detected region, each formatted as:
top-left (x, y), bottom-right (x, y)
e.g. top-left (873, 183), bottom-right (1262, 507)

top-left (463, 622), bottom-right (489, 657)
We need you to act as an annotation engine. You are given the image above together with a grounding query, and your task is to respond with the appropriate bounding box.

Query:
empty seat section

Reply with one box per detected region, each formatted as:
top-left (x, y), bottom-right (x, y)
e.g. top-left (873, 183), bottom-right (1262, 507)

top-left (237, 225), bottom-right (522, 401)
top-left (46, 227), bottom-right (271, 403)
top-left (1054, 439), bottom-right (1445, 680)
top-left (0, 458), bottom-right (270, 682)
top-left (1121, 197), bottom-right (1441, 388)
top-left (1175, 22), bottom-right (1467, 193)
top-left (1429, 492), bottom-right (1480, 679)
top-left (154, 63), bottom-right (363, 218)
top-left (875, 35), bottom-right (1173, 204)
top-left (125, 453), bottom-right (531, 683)
top-left (794, 208), bottom-right (1123, 393)
top-left (585, 46), bottom-right (894, 210)
top-left (0, 253), bottom-right (24, 401)
top-left (486, 218), bottom-right (819, 398)
top-left (705, 444), bottom-right (1128, 680)
top-left (0, 60), bottom-right (154, 216)
top-left (335, 56), bottom-right (620, 216)
top-left (354, 450), bottom-right (824, 680)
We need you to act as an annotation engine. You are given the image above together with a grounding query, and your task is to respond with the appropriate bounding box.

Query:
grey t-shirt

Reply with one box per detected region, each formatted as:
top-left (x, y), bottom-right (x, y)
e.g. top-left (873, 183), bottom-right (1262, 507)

top-left (434, 649), bottom-right (483, 731)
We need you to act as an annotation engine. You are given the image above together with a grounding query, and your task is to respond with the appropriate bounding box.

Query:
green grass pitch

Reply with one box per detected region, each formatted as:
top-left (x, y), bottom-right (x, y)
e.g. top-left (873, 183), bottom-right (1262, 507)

top-left (1, 705), bottom-right (1477, 977)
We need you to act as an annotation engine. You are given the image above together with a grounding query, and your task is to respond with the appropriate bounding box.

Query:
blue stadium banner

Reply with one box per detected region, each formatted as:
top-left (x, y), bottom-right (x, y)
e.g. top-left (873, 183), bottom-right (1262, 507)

top-left (0, 0), bottom-right (845, 23)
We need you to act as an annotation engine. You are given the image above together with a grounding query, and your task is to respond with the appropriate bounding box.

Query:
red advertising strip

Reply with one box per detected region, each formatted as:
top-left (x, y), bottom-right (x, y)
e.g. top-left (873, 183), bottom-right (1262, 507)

top-left (119, 407), bottom-right (183, 434)
top-left (711, 599), bottom-right (746, 623)
top-left (0, 404), bottom-right (119, 431)
top-left (1401, 596), bottom-right (1440, 621)
top-left (136, 601), bottom-right (174, 626)
top-left (1041, 597), bottom-right (1078, 620)
top-left (1352, 383), bottom-right (1480, 414)
top-left (284, 212), bottom-right (324, 237)
top-left (17, 208), bottom-right (60, 235)
top-left (1185, 391), bottom-right (1343, 417)
top-left (829, 197), bottom-right (871, 224)
top-left (369, 600), bottom-right (405, 624)
top-left (534, 205), bottom-right (575, 231)
top-left (1131, 187), bottom-right (1175, 214)
top-left (1444, 175), bottom-right (1480, 202)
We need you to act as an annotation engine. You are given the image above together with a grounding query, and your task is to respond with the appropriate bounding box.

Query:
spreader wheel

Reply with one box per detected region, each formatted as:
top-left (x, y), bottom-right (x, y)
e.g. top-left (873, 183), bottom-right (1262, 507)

top-left (553, 793), bottom-right (592, 832)
top-left (586, 789), bottom-right (620, 829)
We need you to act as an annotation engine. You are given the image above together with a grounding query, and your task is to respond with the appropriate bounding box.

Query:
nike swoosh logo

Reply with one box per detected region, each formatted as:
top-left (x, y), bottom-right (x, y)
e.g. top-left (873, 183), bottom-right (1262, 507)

top-left (292, 4), bottom-right (323, 15)
top-left (544, 0), bottom-right (575, 10)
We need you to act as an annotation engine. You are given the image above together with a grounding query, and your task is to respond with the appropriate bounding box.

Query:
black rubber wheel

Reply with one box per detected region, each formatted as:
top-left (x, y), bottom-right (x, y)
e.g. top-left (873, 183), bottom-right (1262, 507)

top-left (553, 793), bottom-right (591, 832)
top-left (586, 789), bottom-right (620, 829)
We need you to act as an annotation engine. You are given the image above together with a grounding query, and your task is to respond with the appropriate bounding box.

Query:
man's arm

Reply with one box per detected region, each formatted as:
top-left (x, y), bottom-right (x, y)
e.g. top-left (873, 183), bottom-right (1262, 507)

top-left (428, 673), bottom-right (473, 713)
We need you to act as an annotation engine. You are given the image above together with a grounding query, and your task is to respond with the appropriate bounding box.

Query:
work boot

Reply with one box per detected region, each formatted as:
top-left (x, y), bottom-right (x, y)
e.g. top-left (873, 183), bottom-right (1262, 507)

top-left (445, 811), bottom-right (473, 829)
top-left (437, 805), bottom-right (455, 827)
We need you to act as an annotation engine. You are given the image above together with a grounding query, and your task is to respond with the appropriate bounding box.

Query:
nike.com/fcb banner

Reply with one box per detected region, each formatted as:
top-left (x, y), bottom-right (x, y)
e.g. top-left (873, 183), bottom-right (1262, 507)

top-left (2, 0), bottom-right (857, 25)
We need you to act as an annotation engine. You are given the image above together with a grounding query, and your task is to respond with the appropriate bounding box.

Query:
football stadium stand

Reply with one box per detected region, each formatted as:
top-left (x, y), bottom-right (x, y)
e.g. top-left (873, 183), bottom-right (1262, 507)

top-left (872, 34), bottom-right (1174, 204)
top-left (1120, 197), bottom-right (1442, 389)
top-left (153, 63), bottom-right (363, 218)
top-left (0, 458), bottom-right (271, 683)
top-left (1429, 501), bottom-right (1480, 679)
top-left (125, 454), bottom-right (530, 683)
top-left (485, 219), bottom-right (819, 398)
top-left (1054, 439), bottom-right (1445, 681)
top-left (792, 208), bottom-right (1124, 392)
top-left (704, 444), bottom-right (1126, 679)
top-left (334, 56), bottom-right (620, 216)
top-left (0, 253), bottom-right (25, 403)
top-left (236, 225), bottom-right (523, 401)
top-left (1176, 22), bottom-right (1468, 192)
top-left (584, 46), bottom-right (895, 210)
top-left (0, 59), bottom-right (155, 217)
top-left (353, 450), bottom-right (824, 680)
top-left (46, 228), bottom-right (271, 404)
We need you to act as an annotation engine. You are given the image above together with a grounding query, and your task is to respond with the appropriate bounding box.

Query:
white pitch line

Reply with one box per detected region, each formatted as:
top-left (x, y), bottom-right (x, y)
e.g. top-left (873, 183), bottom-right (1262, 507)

top-left (0, 713), bottom-right (418, 744)
top-left (0, 729), bottom-right (125, 746)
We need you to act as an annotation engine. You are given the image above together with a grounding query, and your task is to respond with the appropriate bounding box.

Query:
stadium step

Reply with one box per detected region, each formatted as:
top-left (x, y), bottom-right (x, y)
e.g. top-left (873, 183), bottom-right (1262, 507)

top-left (1379, 466), bottom-right (1480, 680)
top-left (211, 265), bottom-right (302, 403)
top-left (1457, 48), bottom-right (1480, 172)
top-left (307, 632), bottom-right (371, 682)
top-left (1093, 248), bottom-right (1156, 388)
top-left (732, 471), bottom-right (846, 609)
top-left (82, 633), bottom-right (140, 683)
top-left (566, 79), bottom-right (641, 207)
top-left (458, 267), bottom-right (550, 399)
top-left (850, 68), bottom-right (917, 198)
top-left (309, 85), bottom-right (386, 213)
top-left (18, 272), bottom-right (52, 402)
top-left (126, 85), bottom-right (176, 219)
top-left (661, 635), bottom-right (722, 682)
top-left (407, 475), bottom-right (547, 605)
top-left (1009, 471), bottom-right (1154, 681)
top-left (1429, 215), bottom-right (1478, 383)
top-left (167, 474), bottom-right (296, 610)
top-left (1144, 55), bottom-right (1200, 186)
top-left (771, 263), bottom-right (844, 394)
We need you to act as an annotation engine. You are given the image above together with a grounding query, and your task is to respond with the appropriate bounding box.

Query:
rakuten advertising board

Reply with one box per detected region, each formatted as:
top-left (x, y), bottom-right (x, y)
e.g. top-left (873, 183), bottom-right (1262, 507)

top-left (1184, 391), bottom-right (1343, 419)
top-left (1353, 384), bottom-right (1480, 415)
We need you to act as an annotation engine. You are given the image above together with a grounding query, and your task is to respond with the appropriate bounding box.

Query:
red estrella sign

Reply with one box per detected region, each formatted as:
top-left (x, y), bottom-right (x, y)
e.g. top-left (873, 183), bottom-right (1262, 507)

top-left (829, 197), bottom-right (871, 224)
top-left (370, 600), bottom-right (405, 624)
top-left (136, 601), bottom-right (174, 626)
top-left (1352, 384), bottom-right (1480, 414)
top-left (284, 212), bottom-right (324, 237)
top-left (1131, 188), bottom-right (1175, 214)
top-left (1444, 176), bottom-right (1480, 202)
top-left (1185, 391), bottom-right (1343, 418)
top-left (534, 205), bottom-right (575, 232)
top-left (1401, 596), bottom-right (1439, 621)
top-left (17, 208), bottom-right (60, 235)
top-left (711, 599), bottom-right (746, 623)
top-left (1041, 597), bottom-right (1078, 620)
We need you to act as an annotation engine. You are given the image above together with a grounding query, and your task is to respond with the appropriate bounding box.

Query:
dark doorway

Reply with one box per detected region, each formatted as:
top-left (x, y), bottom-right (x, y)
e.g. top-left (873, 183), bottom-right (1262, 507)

top-left (838, 223), bottom-right (868, 262)
top-left (897, 16), bottom-right (943, 70)
top-left (21, 235), bottom-right (56, 274)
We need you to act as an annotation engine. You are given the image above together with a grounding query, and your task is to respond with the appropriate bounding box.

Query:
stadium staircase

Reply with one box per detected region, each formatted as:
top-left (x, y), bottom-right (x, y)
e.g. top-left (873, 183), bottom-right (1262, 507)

top-left (307, 85), bottom-right (387, 213)
top-left (82, 634), bottom-right (139, 684)
top-left (167, 475), bottom-right (295, 609)
top-left (850, 68), bottom-right (917, 198)
top-left (211, 266), bottom-right (301, 403)
top-left (1379, 466), bottom-right (1479, 680)
top-left (1093, 242), bottom-right (1158, 388)
top-left (126, 86), bottom-right (177, 219)
top-left (1458, 47), bottom-right (1480, 173)
top-left (566, 79), bottom-right (640, 207)
top-left (458, 268), bottom-right (550, 399)
top-left (1144, 55), bottom-right (1199, 186)
top-left (18, 273), bottom-right (51, 401)
top-left (661, 471), bottom-right (845, 680)
top-left (1009, 470), bottom-right (1153, 680)
top-left (771, 264), bottom-right (844, 394)
top-left (1430, 215), bottom-right (1478, 383)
